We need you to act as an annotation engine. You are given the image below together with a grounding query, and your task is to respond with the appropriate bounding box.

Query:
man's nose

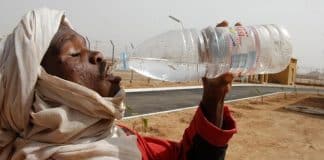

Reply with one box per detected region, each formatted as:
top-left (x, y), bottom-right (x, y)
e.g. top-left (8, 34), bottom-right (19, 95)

top-left (89, 51), bottom-right (104, 64)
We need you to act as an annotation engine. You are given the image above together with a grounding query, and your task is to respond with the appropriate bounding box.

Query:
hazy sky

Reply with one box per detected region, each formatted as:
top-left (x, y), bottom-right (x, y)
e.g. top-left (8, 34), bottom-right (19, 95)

top-left (1, 0), bottom-right (323, 71)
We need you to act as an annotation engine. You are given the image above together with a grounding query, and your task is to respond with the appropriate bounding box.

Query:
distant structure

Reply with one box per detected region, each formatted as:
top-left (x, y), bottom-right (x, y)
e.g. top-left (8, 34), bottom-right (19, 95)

top-left (295, 66), bottom-right (324, 86)
top-left (268, 58), bottom-right (297, 85)
top-left (239, 58), bottom-right (297, 85)
top-left (247, 74), bottom-right (268, 84)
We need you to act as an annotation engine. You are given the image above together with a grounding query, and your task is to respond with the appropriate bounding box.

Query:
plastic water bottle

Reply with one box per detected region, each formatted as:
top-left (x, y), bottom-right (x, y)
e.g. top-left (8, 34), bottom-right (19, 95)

top-left (129, 25), bottom-right (292, 82)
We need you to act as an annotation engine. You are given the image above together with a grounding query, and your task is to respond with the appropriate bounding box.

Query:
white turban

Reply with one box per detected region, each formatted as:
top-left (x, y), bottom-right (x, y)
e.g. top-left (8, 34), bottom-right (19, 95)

top-left (0, 8), bottom-right (141, 160)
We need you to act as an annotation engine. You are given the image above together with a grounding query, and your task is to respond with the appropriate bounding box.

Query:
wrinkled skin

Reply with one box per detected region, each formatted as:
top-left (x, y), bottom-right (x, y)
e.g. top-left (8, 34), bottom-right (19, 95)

top-left (41, 22), bottom-right (121, 97)
top-left (41, 20), bottom-right (239, 128)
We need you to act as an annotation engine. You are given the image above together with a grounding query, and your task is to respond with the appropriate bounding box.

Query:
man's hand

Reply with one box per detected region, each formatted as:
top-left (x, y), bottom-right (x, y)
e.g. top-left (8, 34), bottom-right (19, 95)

top-left (200, 73), bottom-right (233, 128)
top-left (200, 21), bottom-right (241, 128)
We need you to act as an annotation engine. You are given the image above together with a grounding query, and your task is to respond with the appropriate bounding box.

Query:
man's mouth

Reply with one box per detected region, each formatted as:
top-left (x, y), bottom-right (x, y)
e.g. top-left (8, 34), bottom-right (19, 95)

top-left (107, 74), bottom-right (122, 84)
top-left (100, 60), bottom-right (121, 84)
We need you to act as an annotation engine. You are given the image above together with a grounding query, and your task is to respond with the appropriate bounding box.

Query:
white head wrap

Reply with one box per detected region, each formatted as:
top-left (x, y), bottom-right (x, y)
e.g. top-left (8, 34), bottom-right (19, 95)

top-left (0, 8), bottom-right (141, 160)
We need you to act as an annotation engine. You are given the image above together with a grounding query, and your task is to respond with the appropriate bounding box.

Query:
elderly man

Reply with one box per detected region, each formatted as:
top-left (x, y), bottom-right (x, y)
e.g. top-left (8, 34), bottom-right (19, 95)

top-left (0, 8), bottom-right (236, 160)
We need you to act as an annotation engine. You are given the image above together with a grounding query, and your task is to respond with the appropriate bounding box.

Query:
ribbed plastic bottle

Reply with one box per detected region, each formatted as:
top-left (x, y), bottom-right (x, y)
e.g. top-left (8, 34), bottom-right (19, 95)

top-left (129, 25), bottom-right (292, 82)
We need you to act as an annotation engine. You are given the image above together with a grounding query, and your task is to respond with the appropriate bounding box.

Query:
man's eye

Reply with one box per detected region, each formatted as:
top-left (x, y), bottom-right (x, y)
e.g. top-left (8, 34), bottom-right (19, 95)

top-left (70, 53), bottom-right (80, 57)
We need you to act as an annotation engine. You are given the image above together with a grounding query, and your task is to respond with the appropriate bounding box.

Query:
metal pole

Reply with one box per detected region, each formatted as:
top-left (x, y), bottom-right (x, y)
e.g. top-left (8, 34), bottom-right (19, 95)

top-left (85, 36), bottom-right (91, 50)
top-left (129, 42), bottom-right (134, 83)
top-left (168, 15), bottom-right (187, 59)
top-left (168, 15), bottom-right (184, 30)
top-left (95, 40), bottom-right (99, 50)
top-left (168, 15), bottom-right (198, 82)
top-left (110, 40), bottom-right (115, 64)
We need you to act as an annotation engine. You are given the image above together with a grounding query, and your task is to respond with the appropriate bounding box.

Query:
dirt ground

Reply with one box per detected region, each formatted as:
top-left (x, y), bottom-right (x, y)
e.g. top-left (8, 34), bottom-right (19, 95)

top-left (115, 70), bottom-right (202, 88)
top-left (119, 93), bottom-right (324, 160)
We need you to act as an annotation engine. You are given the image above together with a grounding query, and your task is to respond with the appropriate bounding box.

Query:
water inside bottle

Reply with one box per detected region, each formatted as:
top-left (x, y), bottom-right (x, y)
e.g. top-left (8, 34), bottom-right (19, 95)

top-left (129, 57), bottom-right (206, 82)
top-left (229, 51), bottom-right (257, 75)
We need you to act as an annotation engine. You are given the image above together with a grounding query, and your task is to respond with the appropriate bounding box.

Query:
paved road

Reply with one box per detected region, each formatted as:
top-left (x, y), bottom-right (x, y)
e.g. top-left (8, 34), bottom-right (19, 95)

top-left (125, 86), bottom-right (324, 117)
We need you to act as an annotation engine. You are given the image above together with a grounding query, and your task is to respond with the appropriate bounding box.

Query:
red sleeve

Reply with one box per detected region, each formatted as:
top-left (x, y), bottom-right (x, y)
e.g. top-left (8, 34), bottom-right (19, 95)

top-left (119, 105), bottom-right (237, 160)
top-left (183, 105), bottom-right (237, 147)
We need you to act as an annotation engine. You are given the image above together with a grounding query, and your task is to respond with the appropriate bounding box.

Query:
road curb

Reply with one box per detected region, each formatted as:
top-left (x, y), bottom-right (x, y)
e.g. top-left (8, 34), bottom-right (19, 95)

top-left (125, 84), bottom-right (324, 93)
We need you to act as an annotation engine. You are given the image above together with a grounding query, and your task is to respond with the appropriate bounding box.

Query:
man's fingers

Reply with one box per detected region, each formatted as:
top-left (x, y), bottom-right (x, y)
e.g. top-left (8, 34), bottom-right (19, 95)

top-left (234, 22), bottom-right (242, 26)
top-left (222, 73), bottom-right (234, 84)
top-left (217, 21), bottom-right (243, 27)
top-left (216, 20), bottom-right (229, 27)
top-left (220, 73), bottom-right (233, 93)
top-left (202, 73), bottom-right (234, 88)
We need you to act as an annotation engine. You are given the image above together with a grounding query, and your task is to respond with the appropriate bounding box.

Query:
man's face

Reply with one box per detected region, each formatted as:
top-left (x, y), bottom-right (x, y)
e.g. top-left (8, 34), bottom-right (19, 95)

top-left (41, 23), bottom-right (121, 97)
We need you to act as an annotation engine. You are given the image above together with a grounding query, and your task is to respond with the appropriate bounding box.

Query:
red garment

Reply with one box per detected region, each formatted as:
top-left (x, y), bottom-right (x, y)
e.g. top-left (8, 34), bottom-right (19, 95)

top-left (119, 106), bottom-right (237, 160)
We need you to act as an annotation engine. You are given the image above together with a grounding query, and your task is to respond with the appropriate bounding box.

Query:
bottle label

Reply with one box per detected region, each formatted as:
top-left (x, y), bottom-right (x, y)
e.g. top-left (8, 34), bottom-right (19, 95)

top-left (228, 26), bottom-right (260, 74)
top-left (229, 26), bottom-right (248, 46)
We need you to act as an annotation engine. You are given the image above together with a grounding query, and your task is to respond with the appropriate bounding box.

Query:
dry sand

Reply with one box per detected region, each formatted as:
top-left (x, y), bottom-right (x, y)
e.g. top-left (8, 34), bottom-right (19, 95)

top-left (119, 93), bottom-right (324, 160)
top-left (116, 70), bottom-right (202, 88)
